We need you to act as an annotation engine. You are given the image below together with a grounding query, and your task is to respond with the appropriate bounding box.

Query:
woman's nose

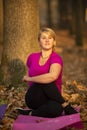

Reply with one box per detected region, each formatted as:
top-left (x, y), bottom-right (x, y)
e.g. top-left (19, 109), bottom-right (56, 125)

top-left (45, 38), bottom-right (49, 41)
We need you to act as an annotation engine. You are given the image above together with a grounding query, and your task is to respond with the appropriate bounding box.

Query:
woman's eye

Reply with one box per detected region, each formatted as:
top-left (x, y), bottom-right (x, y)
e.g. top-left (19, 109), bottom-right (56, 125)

top-left (41, 36), bottom-right (53, 40)
top-left (42, 37), bottom-right (46, 39)
top-left (48, 37), bottom-right (53, 40)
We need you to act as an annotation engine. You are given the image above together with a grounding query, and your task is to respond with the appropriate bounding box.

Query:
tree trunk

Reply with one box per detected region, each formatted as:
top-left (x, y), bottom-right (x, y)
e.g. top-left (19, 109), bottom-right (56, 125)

top-left (0, 0), bottom-right (3, 63)
top-left (1, 0), bottom-right (39, 87)
top-left (72, 0), bottom-right (83, 46)
top-left (58, 0), bottom-right (69, 29)
top-left (50, 0), bottom-right (59, 28)
top-left (0, 0), bottom-right (3, 45)
top-left (47, 0), bottom-right (52, 27)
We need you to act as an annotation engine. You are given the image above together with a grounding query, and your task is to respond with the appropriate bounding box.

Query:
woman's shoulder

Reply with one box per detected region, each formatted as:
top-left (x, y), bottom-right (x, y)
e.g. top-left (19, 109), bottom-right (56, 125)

top-left (26, 52), bottom-right (40, 66)
top-left (50, 51), bottom-right (63, 65)
top-left (28, 52), bottom-right (41, 58)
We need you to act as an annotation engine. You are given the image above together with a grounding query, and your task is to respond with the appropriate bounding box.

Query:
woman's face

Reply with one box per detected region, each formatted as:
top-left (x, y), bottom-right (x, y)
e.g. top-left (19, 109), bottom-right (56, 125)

top-left (39, 32), bottom-right (55, 50)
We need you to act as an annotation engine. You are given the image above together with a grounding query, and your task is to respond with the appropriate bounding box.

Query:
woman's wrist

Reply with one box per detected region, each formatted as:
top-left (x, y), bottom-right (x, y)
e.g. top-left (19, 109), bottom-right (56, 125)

top-left (23, 75), bottom-right (31, 82)
top-left (28, 76), bottom-right (31, 82)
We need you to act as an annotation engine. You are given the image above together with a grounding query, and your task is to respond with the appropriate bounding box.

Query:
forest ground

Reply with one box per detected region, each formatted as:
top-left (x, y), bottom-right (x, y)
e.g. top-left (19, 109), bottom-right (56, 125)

top-left (0, 30), bottom-right (87, 130)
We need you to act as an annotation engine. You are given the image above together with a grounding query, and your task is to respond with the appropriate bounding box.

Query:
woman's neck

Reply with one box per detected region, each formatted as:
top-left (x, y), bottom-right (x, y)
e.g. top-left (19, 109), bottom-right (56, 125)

top-left (41, 49), bottom-right (53, 59)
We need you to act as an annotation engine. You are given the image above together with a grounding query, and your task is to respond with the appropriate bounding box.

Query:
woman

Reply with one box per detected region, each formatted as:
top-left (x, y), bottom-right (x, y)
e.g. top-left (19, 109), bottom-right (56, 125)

top-left (18, 28), bottom-right (77, 117)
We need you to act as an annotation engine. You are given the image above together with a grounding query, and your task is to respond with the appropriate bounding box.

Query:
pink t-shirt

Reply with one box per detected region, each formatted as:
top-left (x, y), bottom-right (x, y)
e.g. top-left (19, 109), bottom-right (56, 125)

top-left (26, 51), bottom-right (63, 93)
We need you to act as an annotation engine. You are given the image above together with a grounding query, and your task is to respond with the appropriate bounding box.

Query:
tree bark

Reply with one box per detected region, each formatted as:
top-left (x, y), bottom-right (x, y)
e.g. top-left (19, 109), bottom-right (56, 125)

top-left (1, 0), bottom-right (39, 86)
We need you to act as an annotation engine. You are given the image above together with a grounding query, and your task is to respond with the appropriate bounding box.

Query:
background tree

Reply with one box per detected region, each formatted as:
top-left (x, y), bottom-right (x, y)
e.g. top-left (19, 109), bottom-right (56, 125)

top-left (72, 0), bottom-right (83, 46)
top-left (1, 0), bottom-right (39, 87)
top-left (0, 0), bottom-right (3, 63)
top-left (58, 0), bottom-right (69, 29)
top-left (47, 0), bottom-right (52, 27)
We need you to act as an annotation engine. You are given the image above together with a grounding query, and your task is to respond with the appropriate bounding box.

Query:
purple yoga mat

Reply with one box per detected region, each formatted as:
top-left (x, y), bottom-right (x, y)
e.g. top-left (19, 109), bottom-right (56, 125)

top-left (0, 104), bottom-right (7, 121)
top-left (13, 113), bottom-right (83, 130)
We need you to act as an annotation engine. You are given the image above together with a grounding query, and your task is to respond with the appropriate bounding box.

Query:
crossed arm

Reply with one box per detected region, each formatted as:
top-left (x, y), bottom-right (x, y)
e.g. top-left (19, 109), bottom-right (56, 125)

top-left (22, 63), bottom-right (62, 84)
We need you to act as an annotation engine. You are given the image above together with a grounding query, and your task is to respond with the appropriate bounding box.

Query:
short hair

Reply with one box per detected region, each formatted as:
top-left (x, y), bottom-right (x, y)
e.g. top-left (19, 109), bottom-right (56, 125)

top-left (38, 28), bottom-right (56, 47)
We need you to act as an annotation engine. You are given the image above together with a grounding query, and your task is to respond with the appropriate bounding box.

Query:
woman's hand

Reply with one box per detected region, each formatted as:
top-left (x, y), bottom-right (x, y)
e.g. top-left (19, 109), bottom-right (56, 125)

top-left (22, 75), bottom-right (30, 82)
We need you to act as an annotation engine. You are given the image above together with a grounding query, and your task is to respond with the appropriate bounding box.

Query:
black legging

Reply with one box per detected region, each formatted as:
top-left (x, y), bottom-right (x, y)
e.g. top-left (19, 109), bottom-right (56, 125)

top-left (25, 82), bottom-right (65, 118)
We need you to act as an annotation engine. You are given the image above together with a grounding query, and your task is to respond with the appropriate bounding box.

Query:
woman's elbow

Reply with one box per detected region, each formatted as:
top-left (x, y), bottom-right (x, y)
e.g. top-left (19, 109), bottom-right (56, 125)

top-left (50, 74), bottom-right (58, 81)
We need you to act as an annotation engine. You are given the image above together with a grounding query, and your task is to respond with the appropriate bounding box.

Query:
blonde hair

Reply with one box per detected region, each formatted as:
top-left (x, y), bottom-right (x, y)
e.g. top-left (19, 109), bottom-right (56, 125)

top-left (38, 28), bottom-right (56, 47)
